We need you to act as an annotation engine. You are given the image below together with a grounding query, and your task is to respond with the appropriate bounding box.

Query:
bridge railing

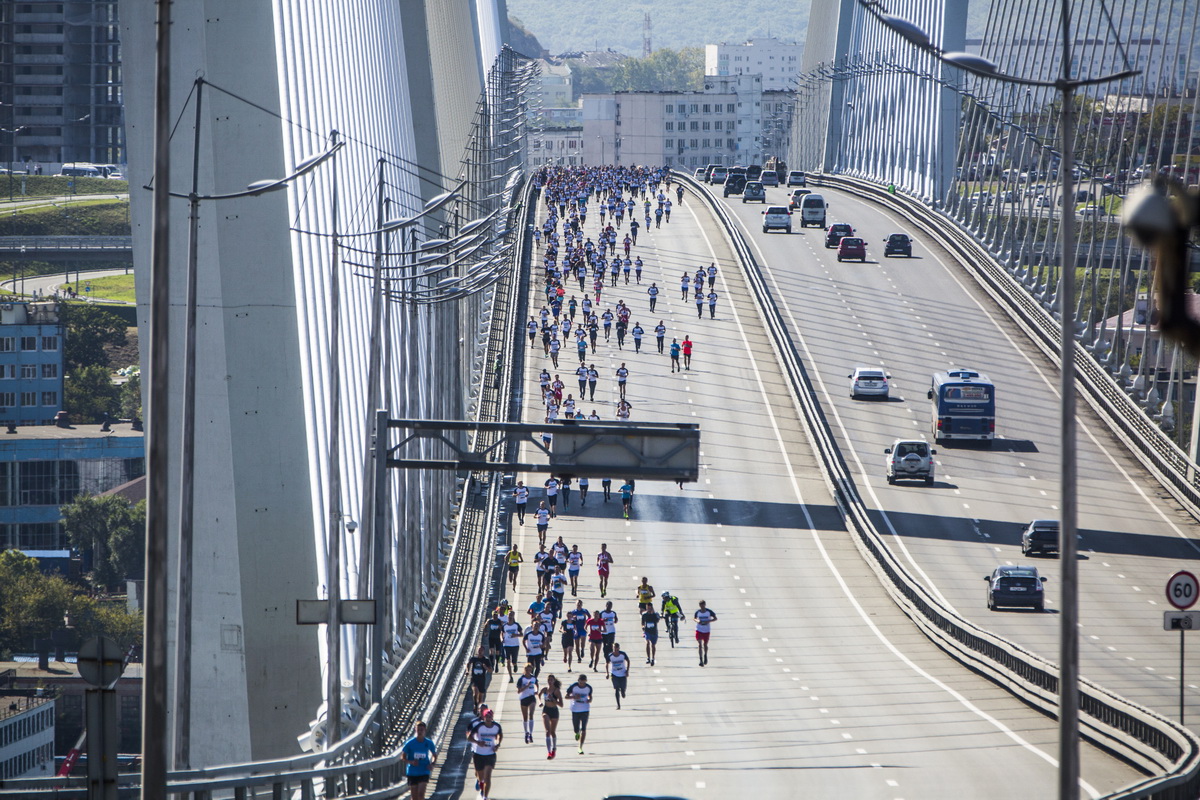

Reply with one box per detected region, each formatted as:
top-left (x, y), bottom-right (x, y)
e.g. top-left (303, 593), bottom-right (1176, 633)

top-left (684, 173), bottom-right (1200, 800)
top-left (0, 235), bottom-right (132, 251)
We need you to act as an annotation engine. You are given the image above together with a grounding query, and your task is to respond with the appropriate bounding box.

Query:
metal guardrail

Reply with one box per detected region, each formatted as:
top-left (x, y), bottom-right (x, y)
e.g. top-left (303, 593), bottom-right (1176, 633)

top-left (0, 235), bottom-right (132, 251)
top-left (682, 173), bottom-right (1200, 799)
top-left (815, 174), bottom-right (1200, 522)
top-left (0, 179), bottom-right (533, 800)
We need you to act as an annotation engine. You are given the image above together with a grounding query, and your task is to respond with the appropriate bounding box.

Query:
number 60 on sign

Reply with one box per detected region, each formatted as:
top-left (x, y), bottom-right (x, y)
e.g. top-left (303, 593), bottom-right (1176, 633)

top-left (1167, 571), bottom-right (1199, 610)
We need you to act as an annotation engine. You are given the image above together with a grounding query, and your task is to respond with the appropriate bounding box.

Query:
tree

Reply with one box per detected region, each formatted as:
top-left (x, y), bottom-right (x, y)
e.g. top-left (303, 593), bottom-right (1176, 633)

top-left (62, 304), bottom-right (127, 371)
top-left (64, 364), bottom-right (120, 423)
top-left (609, 47), bottom-right (704, 92)
top-left (61, 493), bottom-right (143, 589)
top-left (119, 372), bottom-right (141, 419)
top-left (0, 549), bottom-right (75, 656)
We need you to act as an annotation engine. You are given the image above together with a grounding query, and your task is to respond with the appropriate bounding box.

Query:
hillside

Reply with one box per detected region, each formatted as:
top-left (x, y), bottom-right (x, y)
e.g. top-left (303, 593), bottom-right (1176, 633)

top-left (507, 0), bottom-right (809, 55)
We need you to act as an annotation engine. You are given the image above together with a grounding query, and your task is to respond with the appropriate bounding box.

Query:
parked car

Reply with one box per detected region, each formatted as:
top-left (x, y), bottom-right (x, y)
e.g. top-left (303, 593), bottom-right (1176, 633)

top-left (760, 170), bottom-right (779, 187)
top-left (1078, 203), bottom-right (1108, 217)
top-left (1020, 520), bottom-right (1060, 556)
top-left (761, 205), bottom-right (792, 233)
top-left (985, 565), bottom-right (1047, 611)
top-left (1034, 194), bottom-right (1052, 207)
top-left (723, 175), bottom-right (747, 196)
top-left (786, 170), bottom-right (807, 187)
top-left (883, 233), bottom-right (912, 257)
top-left (885, 439), bottom-right (935, 485)
top-left (742, 181), bottom-right (766, 202)
top-left (849, 366), bottom-right (890, 399)
top-left (836, 236), bottom-right (867, 262)
top-left (824, 222), bottom-right (854, 248)
top-left (787, 188), bottom-right (811, 210)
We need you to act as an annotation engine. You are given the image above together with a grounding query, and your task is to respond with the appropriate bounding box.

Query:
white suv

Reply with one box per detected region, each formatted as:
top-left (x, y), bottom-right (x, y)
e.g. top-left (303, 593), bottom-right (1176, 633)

top-left (885, 439), bottom-right (935, 485)
top-left (761, 206), bottom-right (792, 233)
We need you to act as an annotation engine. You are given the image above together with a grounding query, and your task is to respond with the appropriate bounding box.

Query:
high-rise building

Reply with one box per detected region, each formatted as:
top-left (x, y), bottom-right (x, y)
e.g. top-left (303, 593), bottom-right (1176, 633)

top-left (0, 1), bottom-right (124, 168)
top-left (705, 38), bottom-right (803, 92)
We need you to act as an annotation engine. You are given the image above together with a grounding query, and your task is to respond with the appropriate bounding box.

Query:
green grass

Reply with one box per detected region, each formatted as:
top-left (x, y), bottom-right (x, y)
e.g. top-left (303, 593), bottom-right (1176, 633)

top-left (0, 174), bottom-right (128, 200)
top-left (63, 274), bottom-right (135, 303)
top-left (0, 200), bottom-right (130, 236)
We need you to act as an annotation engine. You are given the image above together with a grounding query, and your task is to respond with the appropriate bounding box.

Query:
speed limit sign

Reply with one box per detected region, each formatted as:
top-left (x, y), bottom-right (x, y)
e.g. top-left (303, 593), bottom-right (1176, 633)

top-left (1167, 571), bottom-right (1199, 610)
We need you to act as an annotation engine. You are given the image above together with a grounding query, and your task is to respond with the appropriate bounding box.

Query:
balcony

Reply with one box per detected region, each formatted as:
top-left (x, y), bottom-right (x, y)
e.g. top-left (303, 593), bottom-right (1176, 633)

top-left (13, 55), bottom-right (65, 66)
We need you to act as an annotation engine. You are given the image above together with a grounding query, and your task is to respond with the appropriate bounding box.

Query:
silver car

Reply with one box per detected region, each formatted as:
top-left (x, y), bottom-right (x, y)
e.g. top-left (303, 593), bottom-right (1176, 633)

top-left (885, 439), bottom-right (935, 485)
top-left (849, 366), bottom-right (890, 399)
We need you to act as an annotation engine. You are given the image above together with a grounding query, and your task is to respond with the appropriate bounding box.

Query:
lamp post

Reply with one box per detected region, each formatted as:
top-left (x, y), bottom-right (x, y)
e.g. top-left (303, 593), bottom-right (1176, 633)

top-left (597, 135), bottom-right (605, 165)
top-left (859, 3), bottom-right (1137, 798)
top-left (5, 126), bottom-right (27, 202)
top-left (154, 77), bottom-right (342, 769)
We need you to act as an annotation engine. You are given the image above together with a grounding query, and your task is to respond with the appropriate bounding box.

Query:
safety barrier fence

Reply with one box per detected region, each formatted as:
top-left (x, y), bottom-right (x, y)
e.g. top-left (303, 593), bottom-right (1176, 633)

top-left (0, 235), bottom-right (132, 251)
top-left (682, 173), bottom-right (1200, 800)
top-left (0, 177), bottom-right (533, 800)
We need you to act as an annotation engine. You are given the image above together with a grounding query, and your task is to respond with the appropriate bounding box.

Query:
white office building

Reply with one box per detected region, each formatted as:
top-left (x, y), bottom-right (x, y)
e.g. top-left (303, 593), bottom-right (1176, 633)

top-left (583, 74), bottom-right (767, 169)
top-left (706, 38), bottom-right (803, 92)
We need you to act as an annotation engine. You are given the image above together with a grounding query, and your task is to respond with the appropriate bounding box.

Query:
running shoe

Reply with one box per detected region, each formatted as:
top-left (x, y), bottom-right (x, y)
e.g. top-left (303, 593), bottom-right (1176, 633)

top-left (550, 749), bottom-right (556, 759)
top-left (578, 746), bottom-right (584, 754)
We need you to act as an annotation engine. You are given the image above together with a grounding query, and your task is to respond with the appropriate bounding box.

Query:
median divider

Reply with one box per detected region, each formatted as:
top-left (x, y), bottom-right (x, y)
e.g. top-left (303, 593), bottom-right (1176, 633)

top-left (681, 173), bottom-right (1200, 799)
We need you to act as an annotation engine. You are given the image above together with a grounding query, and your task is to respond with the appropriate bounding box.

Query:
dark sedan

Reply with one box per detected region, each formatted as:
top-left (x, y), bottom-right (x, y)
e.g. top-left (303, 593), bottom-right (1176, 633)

top-left (824, 222), bottom-right (854, 248)
top-left (883, 232), bottom-right (913, 257)
top-left (985, 565), bottom-right (1047, 611)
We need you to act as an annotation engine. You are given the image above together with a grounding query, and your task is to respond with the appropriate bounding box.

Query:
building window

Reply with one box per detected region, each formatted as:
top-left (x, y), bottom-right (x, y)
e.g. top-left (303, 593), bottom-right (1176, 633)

top-left (665, 104), bottom-right (673, 113)
top-left (41, 391), bottom-right (57, 406)
top-left (689, 121), bottom-right (698, 131)
top-left (0, 366), bottom-right (12, 380)
top-left (703, 104), bottom-right (711, 113)
top-left (665, 121), bottom-right (673, 131)
top-left (20, 392), bottom-right (36, 407)
top-left (702, 139), bottom-right (710, 148)
top-left (702, 121), bottom-right (710, 131)
top-left (666, 139), bottom-right (674, 148)
top-left (18, 522), bottom-right (62, 551)
top-left (20, 365), bottom-right (35, 379)
top-left (728, 138), bottom-right (736, 149)
top-left (689, 104), bottom-right (698, 113)
top-left (0, 338), bottom-right (12, 353)
top-left (0, 393), bottom-right (13, 409)
top-left (689, 139), bottom-right (698, 149)
top-left (727, 104), bottom-right (735, 113)
top-left (20, 337), bottom-right (36, 352)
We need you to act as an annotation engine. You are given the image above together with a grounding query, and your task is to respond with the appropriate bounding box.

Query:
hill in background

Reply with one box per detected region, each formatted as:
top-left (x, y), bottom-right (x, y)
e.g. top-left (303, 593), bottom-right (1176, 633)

top-left (506, 0), bottom-right (809, 56)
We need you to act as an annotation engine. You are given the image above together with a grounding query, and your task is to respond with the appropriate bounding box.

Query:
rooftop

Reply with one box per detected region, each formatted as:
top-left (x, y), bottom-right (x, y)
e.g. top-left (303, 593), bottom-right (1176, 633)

top-left (0, 420), bottom-right (144, 441)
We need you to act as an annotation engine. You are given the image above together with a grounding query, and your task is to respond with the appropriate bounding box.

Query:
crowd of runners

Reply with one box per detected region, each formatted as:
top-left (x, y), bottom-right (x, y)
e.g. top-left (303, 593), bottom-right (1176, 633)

top-left (437, 165), bottom-right (724, 800)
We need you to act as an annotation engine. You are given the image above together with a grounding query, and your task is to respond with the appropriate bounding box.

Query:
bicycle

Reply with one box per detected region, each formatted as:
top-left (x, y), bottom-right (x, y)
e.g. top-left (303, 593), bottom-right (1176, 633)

top-left (665, 613), bottom-right (680, 647)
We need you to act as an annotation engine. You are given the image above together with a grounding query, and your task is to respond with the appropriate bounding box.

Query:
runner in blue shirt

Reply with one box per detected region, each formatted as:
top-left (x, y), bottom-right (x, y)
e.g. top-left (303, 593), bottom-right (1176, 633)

top-left (400, 721), bottom-right (437, 800)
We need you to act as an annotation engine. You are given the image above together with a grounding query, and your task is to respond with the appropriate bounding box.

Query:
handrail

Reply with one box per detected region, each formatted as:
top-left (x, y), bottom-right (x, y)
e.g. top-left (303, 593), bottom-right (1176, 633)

top-left (681, 173), bottom-right (1200, 799)
top-left (0, 235), bottom-right (132, 250)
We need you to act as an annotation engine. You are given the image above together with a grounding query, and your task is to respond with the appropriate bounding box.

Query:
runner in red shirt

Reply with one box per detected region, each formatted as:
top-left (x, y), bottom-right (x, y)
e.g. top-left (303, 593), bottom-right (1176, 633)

top-left (596, 543), bottom-right (614, 598)
top-left (585, 611), bottom-right (606, 671)
top-left (682, 336), bottom-right (694, 370)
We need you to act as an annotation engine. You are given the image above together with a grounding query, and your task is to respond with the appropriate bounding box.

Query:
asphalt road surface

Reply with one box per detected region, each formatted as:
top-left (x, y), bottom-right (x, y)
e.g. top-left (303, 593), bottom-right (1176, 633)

top-left (716, 181), bottom-right (1200, 722)
top-left (453, 179), bottom-right (1143, 799)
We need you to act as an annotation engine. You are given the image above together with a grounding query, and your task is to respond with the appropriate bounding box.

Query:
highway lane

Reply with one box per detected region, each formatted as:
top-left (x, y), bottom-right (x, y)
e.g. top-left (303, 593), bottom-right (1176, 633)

top-left (467, 179), bottom-right (1141, 799)
top-left (715, 181), bottom-right (1200, 720)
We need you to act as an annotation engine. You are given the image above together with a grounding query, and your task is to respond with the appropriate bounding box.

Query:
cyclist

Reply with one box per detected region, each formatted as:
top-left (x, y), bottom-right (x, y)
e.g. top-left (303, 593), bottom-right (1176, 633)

top-left (661, 591), bottom-right (683, 648)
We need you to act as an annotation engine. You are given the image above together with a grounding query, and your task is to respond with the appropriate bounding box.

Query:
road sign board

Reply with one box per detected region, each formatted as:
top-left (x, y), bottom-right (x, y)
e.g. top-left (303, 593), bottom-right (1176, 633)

top-left (1167, 571), bottom-right (1199, 610)
top-left (77, 636), bottom-right (124, 687)
top-left (1164, 611), bottom-right (1200, 631)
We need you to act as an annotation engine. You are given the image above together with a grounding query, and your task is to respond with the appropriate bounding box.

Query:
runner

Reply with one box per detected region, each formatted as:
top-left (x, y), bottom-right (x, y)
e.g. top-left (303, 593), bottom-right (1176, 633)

top-left (515, 663), bottom-right (539, 745)
top-left (680, 271), bottom-right (690, 300)
top-left (571, 599), bottom-right (590, 661)
top-left (694, 599), bottom-right (718, 666)
top-left (620, 479), bottom-right (634, 519)
top-left (567, 544), bottom-right (584, 595)
top-left (647, 281), bottom-right (659, 312)
top-left (635, 577), bottom-right (655, 613)
top-left (535, 502), bottom-right (550, 547)
top-left (578, 477), bottom-right (590, 508)
top-left (669, 338), bottom-right (681, 373)
top-left (616, 399), bottom-right (632, 421)
top-left (567, 674), bottom-right (594, 754)
top-left (600, 600), bottom-right (618, 660)
top-left (513, 481), bottom-right (528, 526)
top-left (631, 322), bottom-right (644, 354)
top-left (527, 317), bottom-right (539, 349)
top-left (601, 477), bottom-right (612, 502)
top-left (400, 721), bottom-right (437, 800)
top-left (615, 363), bottom-right (629, 399)
top-left (641, 604), bottom-right (660, 665)
top-left (544, 477), bottom-right (561, 520)
top-left (708, 290), bottom-right (718, 319)
top-left (540, 674), bottom-right (564, 760)
top-left (502, 612), bottom-right (522, 682)
top-left (524, 622), bottom-right (547, 678)
top-left (682, 336), bottom-right (694, 370)
top-left (655, 320), bottom-right (666, 353)
top-left (606, 642), bottom-right (630, 709)
top-left (596, 543), bottom-right (614, 597)
top-left (485, 609), bottom-right (505, 670)
top-left (587, 364), bottom-right (599, 401)
top-left (586, 609), bottom-right (605, 671)
top-left (467, 645), bottom-right (493, 714)
top-left (505, 544), bottom-right (522, 591)
top-left (467, 708), bottom-right (502, 800)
